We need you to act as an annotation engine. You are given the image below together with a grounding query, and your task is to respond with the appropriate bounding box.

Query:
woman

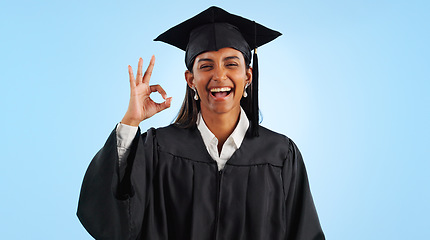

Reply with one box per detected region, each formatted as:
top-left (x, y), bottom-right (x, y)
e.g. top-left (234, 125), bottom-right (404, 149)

top-left (77, 6), bottom-right (324, 240)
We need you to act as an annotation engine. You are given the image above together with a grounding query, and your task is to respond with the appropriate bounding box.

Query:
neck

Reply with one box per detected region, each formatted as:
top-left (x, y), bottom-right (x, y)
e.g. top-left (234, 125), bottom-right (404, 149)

top-left (200, 107), bottom-right (241, 152)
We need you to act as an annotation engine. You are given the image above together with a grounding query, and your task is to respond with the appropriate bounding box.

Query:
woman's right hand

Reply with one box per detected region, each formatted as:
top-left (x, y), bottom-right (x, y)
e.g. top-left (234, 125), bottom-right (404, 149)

top-left (121, 56), bottom-right (172, 126)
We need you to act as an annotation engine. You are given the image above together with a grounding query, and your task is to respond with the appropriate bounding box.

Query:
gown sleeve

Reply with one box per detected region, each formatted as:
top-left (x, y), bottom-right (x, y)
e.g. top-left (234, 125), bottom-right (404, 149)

top-left (283, 139), bottom-right (325, 240)
top-left (77, 126), bottom-right (157, 240)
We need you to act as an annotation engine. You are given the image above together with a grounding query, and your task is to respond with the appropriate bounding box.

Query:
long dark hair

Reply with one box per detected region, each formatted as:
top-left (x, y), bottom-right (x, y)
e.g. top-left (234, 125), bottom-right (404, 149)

top-left (173, 86), bottom-right (201, 128)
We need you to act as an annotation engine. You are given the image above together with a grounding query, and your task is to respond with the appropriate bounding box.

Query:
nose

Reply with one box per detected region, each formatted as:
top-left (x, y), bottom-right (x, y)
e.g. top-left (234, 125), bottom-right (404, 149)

top-left (212, 66), bottom-right (227, 81)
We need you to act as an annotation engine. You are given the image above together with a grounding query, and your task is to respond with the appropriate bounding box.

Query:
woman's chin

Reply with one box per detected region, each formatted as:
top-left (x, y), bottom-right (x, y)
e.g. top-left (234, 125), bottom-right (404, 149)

top-left (202, 103), bottom-right (241, 116)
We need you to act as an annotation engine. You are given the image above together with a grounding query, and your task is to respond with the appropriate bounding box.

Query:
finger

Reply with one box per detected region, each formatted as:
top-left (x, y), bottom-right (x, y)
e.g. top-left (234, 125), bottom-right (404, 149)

top-left (150, 84), bottom-right (168, 99)
top-left (143, 55), bottom-right (155, 84)
top-left (136, 57), bottom-right (143, 84)
top-left (155, 97), bottom-right (172, 113)
top-left (128, 65), bottom-right (135, 88)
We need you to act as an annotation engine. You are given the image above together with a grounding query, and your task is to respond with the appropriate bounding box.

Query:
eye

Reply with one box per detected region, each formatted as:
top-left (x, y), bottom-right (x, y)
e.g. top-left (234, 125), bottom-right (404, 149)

top-left (199, 64), bottom-right (213, 70)
top-left (226, 62), bottom-right (239, 68)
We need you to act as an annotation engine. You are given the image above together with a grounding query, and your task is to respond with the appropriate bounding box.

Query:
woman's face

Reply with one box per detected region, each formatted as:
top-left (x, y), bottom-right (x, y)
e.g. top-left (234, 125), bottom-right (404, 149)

top-left (186, 47), bottom-right (252, 117)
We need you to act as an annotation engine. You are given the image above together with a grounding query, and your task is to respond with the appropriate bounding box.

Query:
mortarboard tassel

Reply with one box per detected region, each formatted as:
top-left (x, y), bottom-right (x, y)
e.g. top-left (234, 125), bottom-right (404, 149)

top-left (251, 48), bottom-right (259, 137)
top-left (251, 19), bottom-right (259, 137)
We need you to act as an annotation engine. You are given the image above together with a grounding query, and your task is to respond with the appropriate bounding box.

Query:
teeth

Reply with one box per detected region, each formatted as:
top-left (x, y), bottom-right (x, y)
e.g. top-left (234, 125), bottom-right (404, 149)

top-left (210, 87), bottom-right (231, 92)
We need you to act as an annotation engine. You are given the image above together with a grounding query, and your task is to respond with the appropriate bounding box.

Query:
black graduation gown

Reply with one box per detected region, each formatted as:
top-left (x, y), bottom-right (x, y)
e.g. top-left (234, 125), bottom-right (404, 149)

top-left (77, 124), bottom-right (324, 240)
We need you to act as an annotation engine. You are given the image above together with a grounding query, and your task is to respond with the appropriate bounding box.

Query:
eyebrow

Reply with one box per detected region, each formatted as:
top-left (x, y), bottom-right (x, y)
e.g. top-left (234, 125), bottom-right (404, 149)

top-left (224, 56), bottom-right (240, 61)
top-left (197, 58), bottom-right (214, 63)
top-left (197, 56), bottom-right (240, 63)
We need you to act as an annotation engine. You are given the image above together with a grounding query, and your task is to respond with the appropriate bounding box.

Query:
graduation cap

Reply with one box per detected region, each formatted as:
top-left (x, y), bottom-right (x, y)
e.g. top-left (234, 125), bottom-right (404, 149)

top-left (155, 6), bottom-right (281, 136)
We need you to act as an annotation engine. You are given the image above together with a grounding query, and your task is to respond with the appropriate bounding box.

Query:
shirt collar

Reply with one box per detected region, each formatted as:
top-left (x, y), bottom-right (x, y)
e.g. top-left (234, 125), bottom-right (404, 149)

top-left (197, 107), bottom-right (249, 149)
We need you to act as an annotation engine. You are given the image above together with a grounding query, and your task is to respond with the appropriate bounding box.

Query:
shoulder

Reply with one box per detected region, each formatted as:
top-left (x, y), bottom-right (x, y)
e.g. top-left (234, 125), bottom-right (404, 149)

top-left (251, 125), bottom-right (294, 153)
top-left (257, 125), bottom-right (290, 143)
top-left (257, 126), bottom-right (304, 167)
top-left (258, 126), bottom-right (304, 163)
top-left (153, 124), bottom-right (198, 142)
top-left (258, 125), bottom-right (299, 151)
top-left (143, 124), bottom-right (211, 162)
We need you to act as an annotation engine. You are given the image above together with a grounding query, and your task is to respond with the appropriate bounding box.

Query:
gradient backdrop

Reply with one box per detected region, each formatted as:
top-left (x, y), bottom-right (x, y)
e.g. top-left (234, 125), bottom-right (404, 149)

top-left (1, 0), bottom-right (429, 239)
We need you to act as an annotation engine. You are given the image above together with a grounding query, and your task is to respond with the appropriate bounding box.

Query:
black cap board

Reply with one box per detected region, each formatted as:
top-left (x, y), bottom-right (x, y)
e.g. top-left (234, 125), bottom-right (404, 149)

top-left (154, 6), bottom-right (282, 50)
top-left (154, 6), bottom-right (281, 69)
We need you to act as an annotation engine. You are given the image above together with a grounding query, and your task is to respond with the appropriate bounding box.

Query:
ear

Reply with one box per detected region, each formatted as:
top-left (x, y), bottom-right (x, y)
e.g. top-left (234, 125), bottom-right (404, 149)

top-left (185, 70), bottom-right (194, 88)
top-left (246, 66), bottom-right (253, 85)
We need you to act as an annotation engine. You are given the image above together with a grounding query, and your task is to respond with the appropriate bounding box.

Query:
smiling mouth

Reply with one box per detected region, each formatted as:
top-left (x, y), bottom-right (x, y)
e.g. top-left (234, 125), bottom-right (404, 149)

top-left (210, 87), bottom-right (232, 98)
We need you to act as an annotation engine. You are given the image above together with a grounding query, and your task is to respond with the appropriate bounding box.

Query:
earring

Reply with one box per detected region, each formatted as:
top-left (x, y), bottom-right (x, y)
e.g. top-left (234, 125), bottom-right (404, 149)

top-left (192, 87), bottom-right (199, 100)
top-left (243, 83), bottom-right (250, 98)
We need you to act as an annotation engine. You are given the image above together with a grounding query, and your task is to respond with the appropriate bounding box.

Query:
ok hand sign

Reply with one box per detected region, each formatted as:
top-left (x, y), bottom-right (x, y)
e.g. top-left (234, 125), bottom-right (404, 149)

top-left (121, 56), bottom-right (172, 126)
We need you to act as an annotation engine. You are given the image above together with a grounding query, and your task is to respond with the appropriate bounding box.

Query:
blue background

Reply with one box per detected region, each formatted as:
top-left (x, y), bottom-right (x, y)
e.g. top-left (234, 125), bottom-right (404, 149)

top-left (1, 0), bottom-right (429, 239)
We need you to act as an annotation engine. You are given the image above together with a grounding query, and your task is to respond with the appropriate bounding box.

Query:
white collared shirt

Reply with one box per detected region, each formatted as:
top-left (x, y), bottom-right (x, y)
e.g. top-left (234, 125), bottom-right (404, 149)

top-left (116, 108), bottom-right (249, 170)
top-left (196, 107), bottom-right (249, 170)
